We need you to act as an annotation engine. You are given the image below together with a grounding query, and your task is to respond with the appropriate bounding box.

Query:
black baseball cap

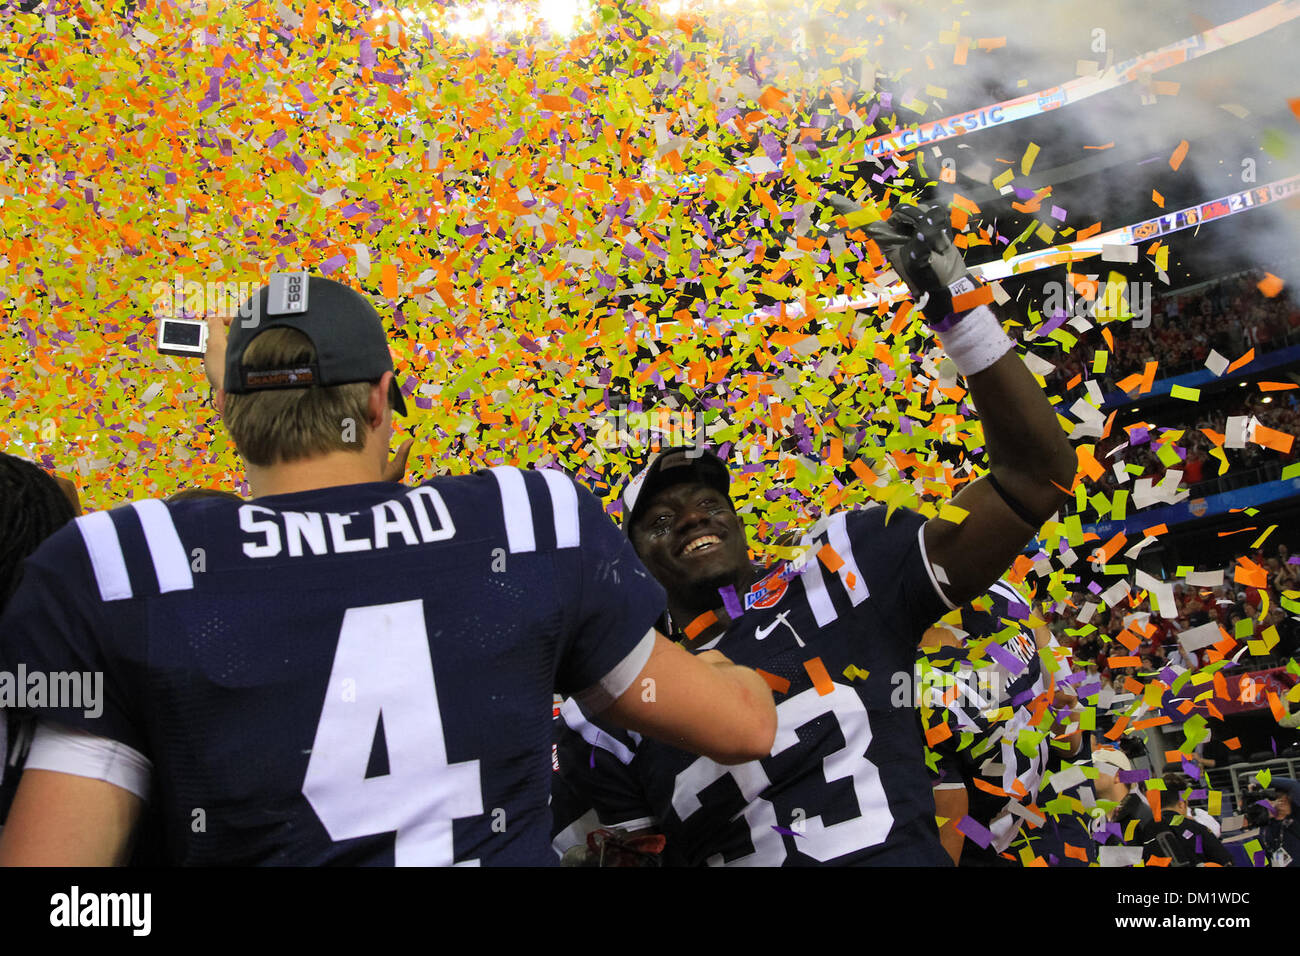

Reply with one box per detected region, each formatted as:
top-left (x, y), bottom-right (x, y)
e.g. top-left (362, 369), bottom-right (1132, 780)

top-left (621, 446), bottom-right (732, 534)
top-left (223, 273), bottom-right (407, 416)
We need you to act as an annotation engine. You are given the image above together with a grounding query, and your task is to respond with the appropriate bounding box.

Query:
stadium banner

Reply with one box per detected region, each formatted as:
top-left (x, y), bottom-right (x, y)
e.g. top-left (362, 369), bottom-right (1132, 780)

top-left (800, 175), bottom-right (1300, 322)
top-left (973, 175), bottom-right (1300, 283)
top-left (1028, 474), bottom-right (1300, 549)
top-left (855, 0), bottom-right (1300, 161)
top-left (1214, 667), bottom-right (1298, 716)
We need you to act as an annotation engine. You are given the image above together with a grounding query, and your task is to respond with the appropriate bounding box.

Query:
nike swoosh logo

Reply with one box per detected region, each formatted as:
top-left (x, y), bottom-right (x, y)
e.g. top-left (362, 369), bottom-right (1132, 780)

top-left (754, 612), bottom-right (788, 641)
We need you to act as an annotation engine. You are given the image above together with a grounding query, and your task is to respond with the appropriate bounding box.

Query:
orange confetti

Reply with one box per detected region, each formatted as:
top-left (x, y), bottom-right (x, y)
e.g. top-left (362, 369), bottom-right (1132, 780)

top-left (1168, 139), bottom-right (1189, 171)
top-left (804, 657), bottom-right (835, 697)
top-left (925, 721), bottom-right (953, 747)
top-left (1076, 446), bottom-right (1106, 482)
top-left (1257, 273), bottom-right (1285, 298)
top-left (683, 610), bottom-right (717, 640)
top-left (1226, 349), bottom-right (1256, 374)
top-left (1096, 531), bottom-right (1128, 563)
top-left (816, 543), bottom-right (845, 573)
top-left (949, 285), bottom-right (995, 313)
top-left (1253, 424), bottom-right (1294, 455)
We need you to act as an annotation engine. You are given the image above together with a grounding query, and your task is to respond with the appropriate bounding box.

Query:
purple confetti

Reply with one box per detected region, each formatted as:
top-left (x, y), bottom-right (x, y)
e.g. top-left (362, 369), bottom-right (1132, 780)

top-left (1036, 311), bottom-right (1069, 337)
top-left (986, 641), bottom-right (1027, 676)
top-left (318, 253), bottom-right (347, 275)
top-left (718, 585), bottom-right (743, 619)
top-left (955, 815), bottom-right (993, 848)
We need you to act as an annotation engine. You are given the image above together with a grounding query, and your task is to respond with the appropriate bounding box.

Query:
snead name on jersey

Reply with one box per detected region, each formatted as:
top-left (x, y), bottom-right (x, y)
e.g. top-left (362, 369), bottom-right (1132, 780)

top-left (238, 486), bottom-right (454, 557)
top-left (0, 468), bottom-right (668, 866)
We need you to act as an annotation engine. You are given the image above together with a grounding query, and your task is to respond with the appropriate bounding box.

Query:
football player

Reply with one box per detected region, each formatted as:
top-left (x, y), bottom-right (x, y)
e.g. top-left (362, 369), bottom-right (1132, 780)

top-left (0, 275), bottom-right (776, 866)
top-left (0, 454), bottom-right (80, 833)
top-left (551, 200), bottom-right (1078, 865)
top-left (920, 580), bottom-right (1082, 865)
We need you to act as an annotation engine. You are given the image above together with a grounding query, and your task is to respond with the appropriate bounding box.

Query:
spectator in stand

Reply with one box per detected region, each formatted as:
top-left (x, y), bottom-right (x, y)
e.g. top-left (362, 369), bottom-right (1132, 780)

top-left (1244, 778), bottom-right (1300, 868)
top-left (1142, 772), bottom-right (1234, 866)
top-left (1090, 746), bottom-right (1156, 848)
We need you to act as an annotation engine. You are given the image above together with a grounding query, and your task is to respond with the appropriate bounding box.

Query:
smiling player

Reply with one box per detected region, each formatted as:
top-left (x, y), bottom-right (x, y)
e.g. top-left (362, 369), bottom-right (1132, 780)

top-left (551, 199), bottom-right (1078, 865)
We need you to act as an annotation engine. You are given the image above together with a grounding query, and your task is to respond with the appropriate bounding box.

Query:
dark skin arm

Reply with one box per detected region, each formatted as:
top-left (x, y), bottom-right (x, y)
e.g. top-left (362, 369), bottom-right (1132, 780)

top-left (846, 196), bottom-right (1077, 607)
top-left (923, 344), bottom-right (1077, 606)
top-left (933, 786), bottom-right (968, 865)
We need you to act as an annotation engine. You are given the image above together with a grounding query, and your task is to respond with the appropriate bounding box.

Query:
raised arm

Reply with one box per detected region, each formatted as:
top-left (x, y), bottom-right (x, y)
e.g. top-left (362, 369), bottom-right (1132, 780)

top-left (862, 200), bottom-right (1076, 606)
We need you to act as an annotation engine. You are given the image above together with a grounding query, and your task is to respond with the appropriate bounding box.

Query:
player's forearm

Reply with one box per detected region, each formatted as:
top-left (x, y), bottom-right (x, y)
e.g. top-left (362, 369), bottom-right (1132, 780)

top-left (604, 635), bottom-right (777, 765)
top-left (964, 347), bottom-right (1076, 523)
top-left (708, 661), bottom-right (780, 762)
top-left (0, 769), bottom-right (141, 866)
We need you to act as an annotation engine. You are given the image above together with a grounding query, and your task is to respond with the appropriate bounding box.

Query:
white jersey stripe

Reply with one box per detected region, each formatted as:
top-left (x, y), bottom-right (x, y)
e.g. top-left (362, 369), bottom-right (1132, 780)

top-left (825, 512), bottom-right (870, 606)
top-left (916, 524), bottom-right (958, 611)
top-left (74, 511), bottom-right (133, 602)
top-left (132, 499), bottom-right (195, 593)
top-left (25, 722), bottom-right (152, 801)
top-left (540, 469), bottom-right (580, 549)
top-left (489, 466), bottom-right (536, 553)
top-left (560, 697), bottom-right (636, 766)
top-left (797, 527), bottom-right (838, 628)
top-left (989, 580), bottom-right (1027, 610)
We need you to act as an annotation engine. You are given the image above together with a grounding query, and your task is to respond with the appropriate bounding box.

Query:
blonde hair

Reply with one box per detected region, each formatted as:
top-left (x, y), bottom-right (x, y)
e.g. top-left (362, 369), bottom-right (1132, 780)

top-left (222, 327), bottom-right (374, 468)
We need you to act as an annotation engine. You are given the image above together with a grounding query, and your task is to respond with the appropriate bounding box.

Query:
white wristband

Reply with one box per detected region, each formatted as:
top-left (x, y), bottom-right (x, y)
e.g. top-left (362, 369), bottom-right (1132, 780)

top-left (936, 305), bottom-right (1014, 377)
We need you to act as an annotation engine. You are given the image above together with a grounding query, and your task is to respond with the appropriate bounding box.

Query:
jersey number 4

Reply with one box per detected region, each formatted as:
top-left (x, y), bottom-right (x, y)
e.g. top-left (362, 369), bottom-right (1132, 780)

top-left (302, 600), bottom-right (484, 865)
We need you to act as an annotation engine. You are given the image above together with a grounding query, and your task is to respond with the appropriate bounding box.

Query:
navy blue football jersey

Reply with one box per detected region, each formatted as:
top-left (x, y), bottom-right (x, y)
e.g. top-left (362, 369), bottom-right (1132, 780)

top-left (552, 504), bottom-right (954, 866)
top-left (0, 714), bottom-right (25, 827)
top-left (0, 468), bottom-right (665, 865)
top-left (922, 580), bottom-right (1069, 861)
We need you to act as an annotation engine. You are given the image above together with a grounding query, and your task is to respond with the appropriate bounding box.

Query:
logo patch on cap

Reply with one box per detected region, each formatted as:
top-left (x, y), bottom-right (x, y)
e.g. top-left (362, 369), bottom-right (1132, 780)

top-left (267, 271), bottom-right (309, 316)
top-left (623, 465), bottom-right (651, 512)
top-left (243, 366), bottom-right (318, 389)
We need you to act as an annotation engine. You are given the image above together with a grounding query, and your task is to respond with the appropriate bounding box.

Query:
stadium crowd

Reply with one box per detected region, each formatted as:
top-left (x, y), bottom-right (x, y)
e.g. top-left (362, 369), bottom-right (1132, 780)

top-left (1044, 270), bottom-right (1300, 396)
top-left (1046, 538), bottom-right (1300, 678)
top-left (1085, 392), bottom-right (1300, 503)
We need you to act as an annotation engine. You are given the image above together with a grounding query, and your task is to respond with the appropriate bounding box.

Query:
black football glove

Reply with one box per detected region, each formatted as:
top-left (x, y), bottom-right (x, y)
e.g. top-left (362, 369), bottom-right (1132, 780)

top-left (825, 194), bottom-right (977, 332)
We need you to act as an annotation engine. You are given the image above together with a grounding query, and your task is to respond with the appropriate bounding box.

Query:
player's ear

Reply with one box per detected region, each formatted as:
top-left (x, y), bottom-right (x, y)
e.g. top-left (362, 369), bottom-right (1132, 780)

top-left (368, 373), bottom-right (392, 430)
top-left (215, 388), bottom-right (227, 415)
